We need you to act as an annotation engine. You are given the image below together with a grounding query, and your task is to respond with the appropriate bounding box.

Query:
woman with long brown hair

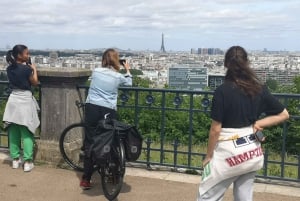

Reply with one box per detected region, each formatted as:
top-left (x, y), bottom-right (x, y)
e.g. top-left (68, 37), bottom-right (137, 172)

top-left (197, 46), bottom-right (289, 201)
top-left (80, 48), bottom-right (132, 189)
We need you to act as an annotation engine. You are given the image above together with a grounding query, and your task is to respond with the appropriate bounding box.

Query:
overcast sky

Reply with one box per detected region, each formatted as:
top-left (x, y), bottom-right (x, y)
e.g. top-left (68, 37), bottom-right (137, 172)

top-left (0, 0), bottom-right (299, 51)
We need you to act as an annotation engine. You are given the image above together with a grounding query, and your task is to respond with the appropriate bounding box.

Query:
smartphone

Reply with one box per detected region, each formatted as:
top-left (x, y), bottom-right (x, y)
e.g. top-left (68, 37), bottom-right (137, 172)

top-left (255, 130), bottom-right (265, 142)
top-left (119, 59), bottom-right (126, 66)
top-left (26, 57), bottom-right (32, 65)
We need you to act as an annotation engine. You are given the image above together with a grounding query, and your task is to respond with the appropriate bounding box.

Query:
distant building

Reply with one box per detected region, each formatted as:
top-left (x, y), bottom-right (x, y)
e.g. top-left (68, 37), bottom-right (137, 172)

top-left (191, 48), bottom-right (197, 54)
top-left (253, 67), bottom-right (299, 85)
top-left (34, 56), bottom-right (45, 64)
top-left (168, 65), bottom-right (207, 90)
top-left (208, 75), bottom-right (225, 90)
top-left (49, 51), bottom-right (59, 65)
top-left (198, 48), bottom-right (223, 55)
top-left (49, 51), bottom-right (59, 60)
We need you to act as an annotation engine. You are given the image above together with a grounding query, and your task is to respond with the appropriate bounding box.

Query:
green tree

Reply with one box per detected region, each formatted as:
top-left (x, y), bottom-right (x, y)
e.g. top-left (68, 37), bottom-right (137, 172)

top-left (120, 69), bottom-right (143, 76)
top-left (265, 78), bottom-right (278, 92)
top-left (261, 76), bottom-right (300, 154)
top-left (132, 77), bottom-right (151, 88)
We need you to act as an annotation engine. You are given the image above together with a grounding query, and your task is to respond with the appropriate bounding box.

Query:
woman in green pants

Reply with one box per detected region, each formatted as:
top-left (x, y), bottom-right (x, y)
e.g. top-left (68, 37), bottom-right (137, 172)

top-left (3, 44), bottom-right (39, 172)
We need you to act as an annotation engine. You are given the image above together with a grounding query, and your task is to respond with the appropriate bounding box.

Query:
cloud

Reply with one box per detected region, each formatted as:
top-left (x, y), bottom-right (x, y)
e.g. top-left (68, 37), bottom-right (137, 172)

top-left (0, 0), bottom-right (299, 50)
top-left (0, 0), bottom-right (296, 32)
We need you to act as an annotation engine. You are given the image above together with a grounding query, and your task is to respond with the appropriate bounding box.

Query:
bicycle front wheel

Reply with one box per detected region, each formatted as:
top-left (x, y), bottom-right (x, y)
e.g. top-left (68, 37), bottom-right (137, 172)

top-left (101, 141), bottom-right (126, 201)
top-left (59, 123), bottom-right (86, 172)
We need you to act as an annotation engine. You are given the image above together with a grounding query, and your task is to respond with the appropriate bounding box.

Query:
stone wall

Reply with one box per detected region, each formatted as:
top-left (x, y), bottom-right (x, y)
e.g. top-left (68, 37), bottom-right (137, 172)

top-left (34, 68), bottom-right (91, 166)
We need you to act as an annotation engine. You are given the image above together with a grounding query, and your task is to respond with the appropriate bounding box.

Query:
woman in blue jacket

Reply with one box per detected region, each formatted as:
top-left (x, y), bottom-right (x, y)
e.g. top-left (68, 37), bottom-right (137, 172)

top-left (80, 48), bottom-right (132, 189)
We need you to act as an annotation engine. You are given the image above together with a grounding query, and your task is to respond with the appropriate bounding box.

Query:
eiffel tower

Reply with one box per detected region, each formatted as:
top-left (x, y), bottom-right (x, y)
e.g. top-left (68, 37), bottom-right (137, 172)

top-left (160, 33), bottom-right (166, 53)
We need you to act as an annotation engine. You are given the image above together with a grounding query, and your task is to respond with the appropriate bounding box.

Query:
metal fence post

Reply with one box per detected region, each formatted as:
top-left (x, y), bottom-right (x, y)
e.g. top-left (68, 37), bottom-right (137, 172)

top-left (134, 90), bottom-right (139, 126)
top-left (264, 149), bottom-right (269, 177)
top-left (280, 97), bottom-right (288, 178)
top-left (146, 138), bottom-right (152, 169)
top-left (298, 154), bottom-right (300, 180)
top-left (188, 93), bottom-right (194, 167)
top-left (160, 91), bottom-right (166, 164)
top-left (172, 138), bottom-right (180, 170)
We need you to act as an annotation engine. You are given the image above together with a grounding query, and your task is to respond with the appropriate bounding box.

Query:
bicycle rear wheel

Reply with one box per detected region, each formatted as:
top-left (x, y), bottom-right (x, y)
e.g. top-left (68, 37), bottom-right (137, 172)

top-left (101, 141), bottom-right (126, 201)
top-left (59, 123), bottom-right (86, 171)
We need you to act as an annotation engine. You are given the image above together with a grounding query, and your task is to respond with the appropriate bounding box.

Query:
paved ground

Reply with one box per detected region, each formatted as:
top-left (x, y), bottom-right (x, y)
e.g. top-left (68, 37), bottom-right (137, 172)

top-left (0, 151), bottom-right (299, 201)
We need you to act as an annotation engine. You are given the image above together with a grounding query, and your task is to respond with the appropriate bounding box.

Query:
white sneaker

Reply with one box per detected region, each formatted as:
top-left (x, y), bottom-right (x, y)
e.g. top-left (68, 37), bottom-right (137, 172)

top-left (12, 159), bottom-right (22, 169)
top-left (24, 162), bottom-right (34, 172)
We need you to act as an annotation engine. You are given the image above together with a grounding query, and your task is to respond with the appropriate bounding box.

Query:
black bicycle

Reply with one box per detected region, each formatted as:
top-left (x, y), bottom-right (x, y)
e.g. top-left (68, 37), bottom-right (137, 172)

top-left (59, 99), bottom-right (126, 201)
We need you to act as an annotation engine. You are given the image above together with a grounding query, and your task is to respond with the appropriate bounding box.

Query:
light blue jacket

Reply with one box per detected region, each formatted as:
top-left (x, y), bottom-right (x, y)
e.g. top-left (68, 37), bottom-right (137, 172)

top-left (86, 67), bottom-right (132, 110)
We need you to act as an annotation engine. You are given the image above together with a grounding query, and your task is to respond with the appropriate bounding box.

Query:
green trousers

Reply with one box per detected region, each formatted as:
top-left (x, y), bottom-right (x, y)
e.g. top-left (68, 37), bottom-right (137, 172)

top-left (8, 124), bottom-right (34, 161)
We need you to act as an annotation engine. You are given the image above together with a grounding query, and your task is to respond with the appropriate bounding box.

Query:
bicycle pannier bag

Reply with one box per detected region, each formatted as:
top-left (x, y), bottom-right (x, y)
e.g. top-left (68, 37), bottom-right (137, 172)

top-left (113, 120), bottom-right (143, 161)
top-left (89, 128), bottom-right (114, 165)
top-left (123, 126), bottom-right (143, 161)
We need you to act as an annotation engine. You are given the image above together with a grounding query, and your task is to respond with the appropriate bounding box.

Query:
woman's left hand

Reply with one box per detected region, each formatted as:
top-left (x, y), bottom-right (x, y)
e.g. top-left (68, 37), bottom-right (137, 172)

top-left (124, 60), bottom-right (130, 72)
top-left (253, 122), bottom-right (263, 133)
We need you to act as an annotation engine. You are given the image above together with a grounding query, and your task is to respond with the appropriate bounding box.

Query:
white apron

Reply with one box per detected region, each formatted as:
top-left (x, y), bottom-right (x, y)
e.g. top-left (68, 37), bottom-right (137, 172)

top-left (3, 90), bottom-right (40, 134)
top-left (198, 126), bottom-right (264, 196)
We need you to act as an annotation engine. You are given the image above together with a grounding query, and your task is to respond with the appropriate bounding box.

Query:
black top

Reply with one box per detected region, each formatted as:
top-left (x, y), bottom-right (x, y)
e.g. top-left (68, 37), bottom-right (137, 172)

top-left (7, 63), bottom-right (33, 91)
top-left (211, 81), bottom-right (285, 128)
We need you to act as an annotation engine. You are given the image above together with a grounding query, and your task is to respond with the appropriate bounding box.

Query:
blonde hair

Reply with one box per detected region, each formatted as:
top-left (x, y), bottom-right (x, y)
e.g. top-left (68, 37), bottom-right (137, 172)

top-left (102, 48), bottom-right (120, 71)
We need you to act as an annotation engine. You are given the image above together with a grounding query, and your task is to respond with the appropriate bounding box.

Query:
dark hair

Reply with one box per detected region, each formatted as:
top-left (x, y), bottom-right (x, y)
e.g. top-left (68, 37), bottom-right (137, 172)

top-left (224, 46), bottom-right (262, 97)
top-left (6, 44), bottom-right (28, 64)
top-left (102, 48), bottom-right (120, 71)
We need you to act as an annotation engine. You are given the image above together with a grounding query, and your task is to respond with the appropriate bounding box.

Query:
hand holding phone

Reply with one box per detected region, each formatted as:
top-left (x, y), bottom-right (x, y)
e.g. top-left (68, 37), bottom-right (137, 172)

top-left (255, 130), bottom-right (266, 143)
top-left (119, 59), bottom-right (126, 66)
top-left (26, 57), bottom-right (32, 65)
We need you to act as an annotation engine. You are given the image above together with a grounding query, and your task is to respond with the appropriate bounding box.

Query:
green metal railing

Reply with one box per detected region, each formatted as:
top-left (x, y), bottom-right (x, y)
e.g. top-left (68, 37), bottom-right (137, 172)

top-left (78, 85), bottom-right (300, 182)
top-left (0, 80), bottom-right (299, 183)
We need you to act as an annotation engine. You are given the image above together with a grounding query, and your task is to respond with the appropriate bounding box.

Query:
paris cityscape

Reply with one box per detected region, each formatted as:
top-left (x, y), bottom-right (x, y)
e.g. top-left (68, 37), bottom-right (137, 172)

top-left (1, 34), bottom-right (299, 91)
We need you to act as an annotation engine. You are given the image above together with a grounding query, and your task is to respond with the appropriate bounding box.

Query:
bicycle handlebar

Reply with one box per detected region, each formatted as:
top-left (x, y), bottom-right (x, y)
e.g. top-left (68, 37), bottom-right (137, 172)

top-left (75, 100), bottom-right (85, 109)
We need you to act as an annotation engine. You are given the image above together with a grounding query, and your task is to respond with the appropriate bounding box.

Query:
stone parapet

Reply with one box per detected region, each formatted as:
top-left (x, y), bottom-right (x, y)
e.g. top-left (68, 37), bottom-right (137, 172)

top-left (35, 68), bottom-right (91, 164)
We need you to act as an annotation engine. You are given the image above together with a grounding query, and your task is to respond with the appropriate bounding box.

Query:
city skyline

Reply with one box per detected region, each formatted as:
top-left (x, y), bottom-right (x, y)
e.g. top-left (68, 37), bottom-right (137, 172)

top-left (0, 0), bottom-right (299, 51)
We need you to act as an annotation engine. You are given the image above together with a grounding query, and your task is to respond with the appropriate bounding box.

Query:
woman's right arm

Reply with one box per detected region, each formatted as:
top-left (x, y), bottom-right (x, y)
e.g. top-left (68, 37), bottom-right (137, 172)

top-left (254, 87), bottom-right (290, 130)
top-left (29, 64), bottom-right (39, 86)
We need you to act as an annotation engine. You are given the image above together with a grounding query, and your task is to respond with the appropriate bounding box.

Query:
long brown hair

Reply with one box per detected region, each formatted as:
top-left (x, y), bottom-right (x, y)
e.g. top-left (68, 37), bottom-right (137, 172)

top-left (102, 48), bottom-right (120, 71)
top-left (224, 46), bottom-right (262, 97)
